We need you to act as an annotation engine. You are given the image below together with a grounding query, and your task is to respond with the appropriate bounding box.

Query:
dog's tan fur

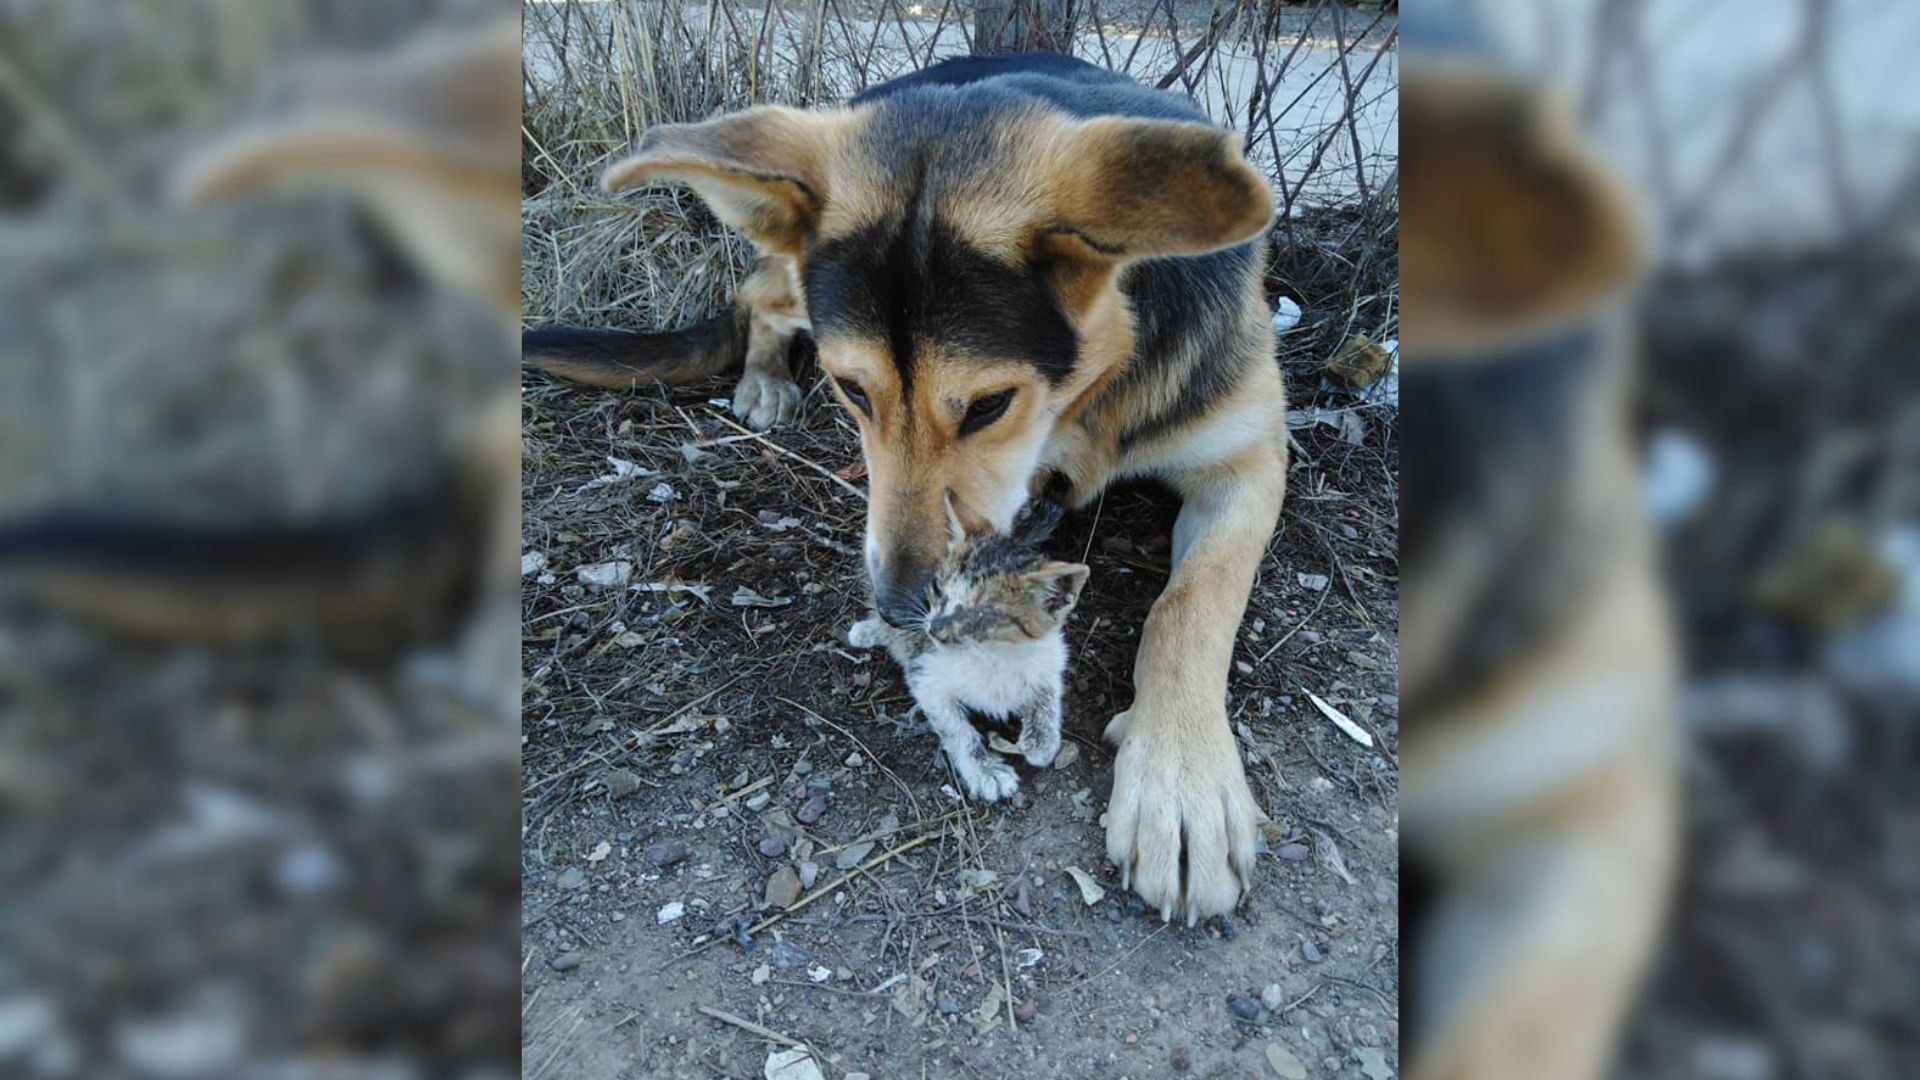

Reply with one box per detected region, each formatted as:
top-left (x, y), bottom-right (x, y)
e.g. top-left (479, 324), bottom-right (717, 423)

top-left (582, 66), bottom-right (1287, 921)
top-left (1400, 60), bottom-right (1679, 1080)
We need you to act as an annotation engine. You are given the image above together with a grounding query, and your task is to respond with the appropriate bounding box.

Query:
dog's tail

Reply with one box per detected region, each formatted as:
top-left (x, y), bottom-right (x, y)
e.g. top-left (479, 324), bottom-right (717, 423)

top-left (0, 486), bottom-right (478, 657)
top-left (523, 307), bottom-right (748, 390)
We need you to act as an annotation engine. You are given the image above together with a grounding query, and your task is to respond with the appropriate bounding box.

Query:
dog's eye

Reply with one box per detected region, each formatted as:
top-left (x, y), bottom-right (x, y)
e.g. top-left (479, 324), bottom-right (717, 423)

top-left (959, 389), bottom-right (1014, 436)
top-left (835, 378), bottom-right (871, 418)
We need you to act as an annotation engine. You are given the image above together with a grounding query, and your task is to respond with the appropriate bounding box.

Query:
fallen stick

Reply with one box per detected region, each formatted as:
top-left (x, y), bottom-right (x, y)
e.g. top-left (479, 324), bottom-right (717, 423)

top-left (696, 1004), bottom-right (806, 1049)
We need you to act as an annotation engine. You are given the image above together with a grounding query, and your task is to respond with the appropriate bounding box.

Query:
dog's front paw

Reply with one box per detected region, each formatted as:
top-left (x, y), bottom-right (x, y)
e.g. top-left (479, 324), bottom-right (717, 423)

top-left (732, 368), bottom-right (802, 430)
top-left (1104, 702), bottom-right (1264, 925)
top-left (952, 745), bottom-right (1021, 803)
top-left (847, 616), bottom-right (886, 649)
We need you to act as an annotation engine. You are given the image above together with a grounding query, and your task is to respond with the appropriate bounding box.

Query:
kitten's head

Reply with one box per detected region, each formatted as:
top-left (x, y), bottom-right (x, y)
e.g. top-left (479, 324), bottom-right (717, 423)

top-left (923, 499), bottom-right (1089, 645)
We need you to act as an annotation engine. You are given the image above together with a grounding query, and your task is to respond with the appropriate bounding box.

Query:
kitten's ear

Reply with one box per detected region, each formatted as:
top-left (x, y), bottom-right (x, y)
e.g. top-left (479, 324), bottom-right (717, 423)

top-left (1028, 562), bottom-right (1091, 618)
top-left (1011, 498), bottom-right (1065, 545)
top-left (943, 492), bottom-right (967, 548)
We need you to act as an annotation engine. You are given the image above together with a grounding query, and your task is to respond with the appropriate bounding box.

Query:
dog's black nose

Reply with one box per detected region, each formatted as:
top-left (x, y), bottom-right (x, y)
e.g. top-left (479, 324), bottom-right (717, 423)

top-left (871, 565), bottom-right (930, 629)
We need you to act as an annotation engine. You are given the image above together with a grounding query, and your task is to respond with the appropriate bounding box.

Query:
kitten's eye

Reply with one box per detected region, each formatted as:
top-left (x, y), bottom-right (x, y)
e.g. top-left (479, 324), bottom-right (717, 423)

top-left (959, 389), bottom-right (1014, 436)
top-left (835, 378), bottom-right (871, 418)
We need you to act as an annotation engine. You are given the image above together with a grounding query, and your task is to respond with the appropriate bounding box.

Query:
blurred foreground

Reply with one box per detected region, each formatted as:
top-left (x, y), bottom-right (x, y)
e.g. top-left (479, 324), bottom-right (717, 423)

top-left (1405, 2), bottom-right (1917, 1078)
top-left (0, 3), bottom-right (519, 1076)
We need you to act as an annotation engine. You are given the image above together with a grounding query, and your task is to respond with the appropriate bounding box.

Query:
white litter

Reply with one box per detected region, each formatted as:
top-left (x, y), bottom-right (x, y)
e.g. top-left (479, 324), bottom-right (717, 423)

top-left (1307, 690), bottom-right (1374, 748)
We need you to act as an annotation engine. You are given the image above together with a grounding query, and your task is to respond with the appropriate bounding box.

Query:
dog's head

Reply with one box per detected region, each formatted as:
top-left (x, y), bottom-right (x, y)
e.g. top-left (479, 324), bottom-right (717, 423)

top-left (601, 93), bottom-right (1270, 623)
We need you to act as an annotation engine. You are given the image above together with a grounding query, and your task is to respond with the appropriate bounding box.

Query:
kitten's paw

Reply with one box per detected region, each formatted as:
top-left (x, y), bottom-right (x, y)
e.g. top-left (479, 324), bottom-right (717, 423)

top-left (1018, 723), bottom-right (1061, 768)
top-left (952, 747), bottom-right (1021, 803)
top-left (847, 616), bottom-right (886, 649)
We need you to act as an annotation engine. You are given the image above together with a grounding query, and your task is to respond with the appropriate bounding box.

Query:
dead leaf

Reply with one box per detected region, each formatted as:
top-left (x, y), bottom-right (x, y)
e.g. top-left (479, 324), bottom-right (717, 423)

top-left (576, 456), bottom-right (656, 494)
top-left (1355, 1046), bottom-right (1393, 1080)
top-left (1065, 866), bottom-right (1106, 906)
top-left (970, 984), bottom-right (1006, 1036)
top-left (986, 733), bottom-right (1020, 755)
top-left (763, 1047), bottom-right (824, 1080)
top-left (577, 561), bottom-right (633, 588)
top-left (1311, 828), bottom-right (1357, 886)
top-left (1265, 1040), bottom-right (1309, 1079)
top-left (731, 586), bottom-right (794, 608)
top-left (611, 630), bottom-right (646, 648)
top-left (834, 841), bottom-right (875, 871)
top-left (1307, 690), bottom-right (1374, 748)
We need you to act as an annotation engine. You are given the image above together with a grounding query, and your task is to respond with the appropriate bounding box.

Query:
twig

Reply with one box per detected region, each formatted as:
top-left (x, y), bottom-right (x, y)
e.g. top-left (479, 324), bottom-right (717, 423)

top-left (708, 410), bottom-right (867, 501)
top-left (696, 1004), bottom-right (808, 1050)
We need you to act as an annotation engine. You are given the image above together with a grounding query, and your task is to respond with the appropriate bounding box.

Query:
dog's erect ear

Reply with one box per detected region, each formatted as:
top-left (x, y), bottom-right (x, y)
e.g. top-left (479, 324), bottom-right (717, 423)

top-left (1036, 117), bottom-right (1272, 262)
top-left (1398, 61), bottom-right (1645, 349)
top-left (1026, 561), bottom-right (1090, 618)
top-left (601, 106), bottom-right (843, 255)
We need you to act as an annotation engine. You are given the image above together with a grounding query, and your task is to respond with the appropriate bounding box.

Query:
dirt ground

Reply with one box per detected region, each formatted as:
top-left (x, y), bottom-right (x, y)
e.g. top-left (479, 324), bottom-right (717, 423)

top-left (518, 260), bottom-right (1400, 1078)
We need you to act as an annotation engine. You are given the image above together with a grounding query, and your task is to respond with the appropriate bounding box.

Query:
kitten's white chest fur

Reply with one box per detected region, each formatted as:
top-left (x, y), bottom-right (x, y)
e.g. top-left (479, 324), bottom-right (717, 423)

top-left (911, 632), bottom-right (1067, 719)
top-left (847, 615), bottom-right (1069, 803)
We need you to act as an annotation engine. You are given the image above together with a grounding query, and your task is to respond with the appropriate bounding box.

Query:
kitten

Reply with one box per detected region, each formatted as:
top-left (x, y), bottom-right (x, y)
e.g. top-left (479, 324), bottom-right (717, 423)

top-left (847, 502), bottom-right (1088, 802)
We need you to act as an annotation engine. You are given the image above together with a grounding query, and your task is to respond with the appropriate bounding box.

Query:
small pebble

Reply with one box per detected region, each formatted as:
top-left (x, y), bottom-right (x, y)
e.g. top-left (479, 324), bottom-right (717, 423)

top-left (1013, 998), bottom-right (1038, 1023)
top-left (1106, 906), bottom-right (1122, 924)
top-left (745, 791), bottom-right (772, 811)
top-left (936, 997), bottom-right (959, 1016)
top-left (758, 835), bottom-right (788, 858)
top-left (797, 861), bottom-right (820, 889)
top-left (1227, 994), bottom-right (1262, 1023)
top-left (1171, 1046), bottom-right (1192, 1073)
top-left (555, 866), bottom-right (587, 891)
top-left (549, 952), bottom-right (582, 972)
top-left (1302, 939), bottom-right (1325, 964)
top-left (792, 760), bottom-right (813, 775)
top-left (645, 840), bottom-right (690, 867)
top-left (795, 795), bottom-right (828, 824)
top-left (1125, 895), bottom-right (1148, 917)
top-left (1011, 880), bottom-right (1033, 918)
top-left (1274, 843), bottom-right (1311, 862)
top-left (1123, 1033), bottom-right (1138, 1045)
top-left (764, 866), bottom-right (803, 910)
top-left (604, 768), bottom-right (643, 799)
top-left (1261, 983), bottom-right (1284, 1011)
top-left (846, 753), bottom-right (863, 768)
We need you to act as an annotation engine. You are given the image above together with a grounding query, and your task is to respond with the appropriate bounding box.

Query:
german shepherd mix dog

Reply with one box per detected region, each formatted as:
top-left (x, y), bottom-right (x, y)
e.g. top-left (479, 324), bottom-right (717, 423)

top-left (526, 52), bottom-right (1287, 922)
top-left (1398, 20), bottom-right (1679, 1080)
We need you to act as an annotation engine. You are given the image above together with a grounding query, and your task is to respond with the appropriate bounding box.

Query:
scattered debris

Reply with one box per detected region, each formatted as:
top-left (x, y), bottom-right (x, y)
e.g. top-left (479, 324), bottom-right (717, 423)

top-left (834, 841), bottom-right (875, 871)
top-left (520, 551), bottom-right (547, 577)
top-left (603, 768), bottom-right (642, 799)
top-left (731, 586), bottom-right (795, 608)
top-left (763, 1046), bottom-right (824, 1080)
top-left (585, 840), bottom-right (612, 864)
top-left (576, 561), bottom-right (634, 588)
top-left (1052, 741), bottom-right (1081, 769)
top-left (1356, 1046), bottom-right (1393, 1080)
top-left (576, 455), bottom-right (656, 493)
top-left (656, 902), bottom-right (685, 925)
top-left (1307, 690), bottom-right (1374, 748)
top-left (1065, 866), bottom-right (1106, 906)
top-left (1312, 829), bottom-right (1358, 886)
top-left (1272, 296), bottom-right (1303, 333)
top-left (1265, 1040), bottom-right (1309, 1079)
top-left (764, 866), bottom-right (803, 910)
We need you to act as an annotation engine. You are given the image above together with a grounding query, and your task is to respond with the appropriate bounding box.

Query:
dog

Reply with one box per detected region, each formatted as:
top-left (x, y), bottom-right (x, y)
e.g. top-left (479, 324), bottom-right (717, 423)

top-left (0, 18), bottom-right (521, 700)
top-left (524, 50), bottom-right (1288, 923)
top-left (1398, 28), bottom-right (1680, 1080)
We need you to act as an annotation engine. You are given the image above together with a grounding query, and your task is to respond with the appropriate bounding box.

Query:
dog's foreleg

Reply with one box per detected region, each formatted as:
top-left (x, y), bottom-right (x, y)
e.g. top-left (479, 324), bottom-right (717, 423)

top-left (1410, 754), bottom-right (1676, 1080)
top-left (1105, 439), bottom-right (1284, 923)
top-left (731, 257), bottom-right (807, 430)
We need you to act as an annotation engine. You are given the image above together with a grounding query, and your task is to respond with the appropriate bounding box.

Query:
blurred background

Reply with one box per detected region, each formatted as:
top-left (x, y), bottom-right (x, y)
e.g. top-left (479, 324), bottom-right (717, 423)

top-left (0, 2), bottom-right (518, 1077)
top-left (1466, 1), bottom-right (1920, 1077)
